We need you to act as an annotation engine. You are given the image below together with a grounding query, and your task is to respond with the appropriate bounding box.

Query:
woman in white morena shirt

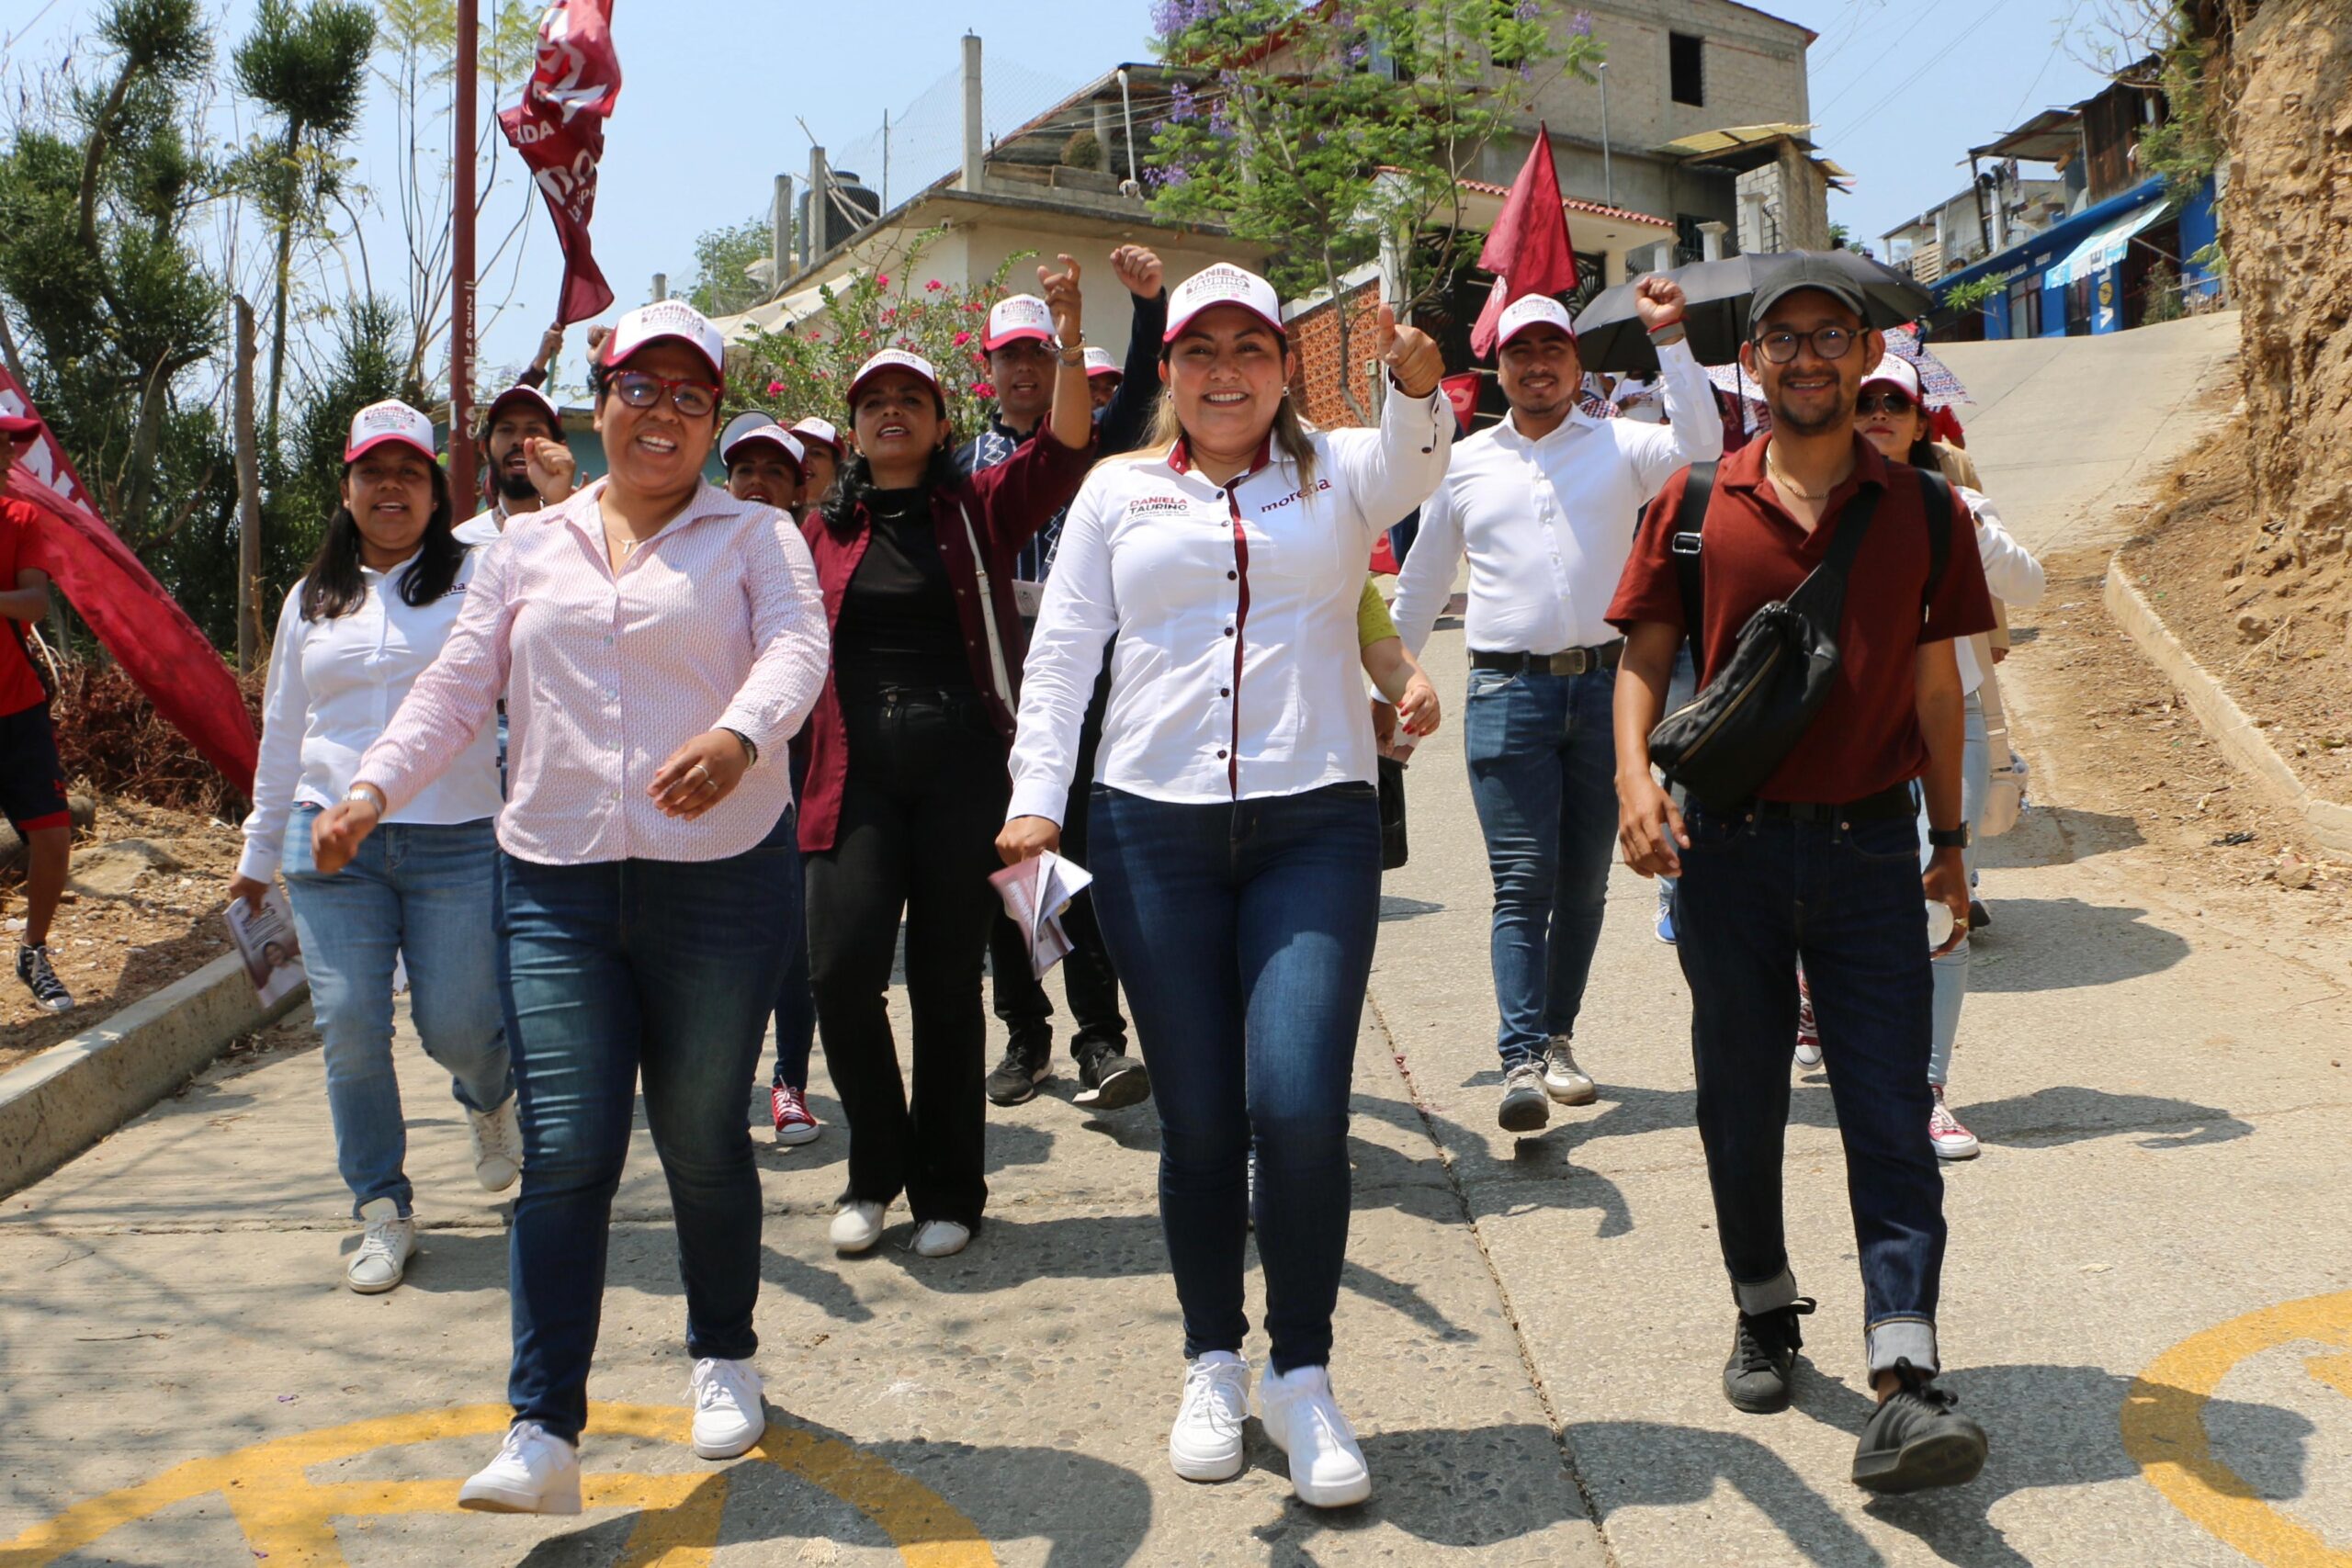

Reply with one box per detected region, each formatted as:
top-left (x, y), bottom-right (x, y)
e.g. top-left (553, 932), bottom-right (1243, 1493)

top-left (998, 264), bottom-right (1451, 1510)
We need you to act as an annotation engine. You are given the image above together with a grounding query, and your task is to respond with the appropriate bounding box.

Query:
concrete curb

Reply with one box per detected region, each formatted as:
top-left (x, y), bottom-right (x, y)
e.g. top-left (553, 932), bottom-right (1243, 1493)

top-left (0, 953), bottom-right (308, 1198)
top-left (2105, 551), bottom-right (2352, 856)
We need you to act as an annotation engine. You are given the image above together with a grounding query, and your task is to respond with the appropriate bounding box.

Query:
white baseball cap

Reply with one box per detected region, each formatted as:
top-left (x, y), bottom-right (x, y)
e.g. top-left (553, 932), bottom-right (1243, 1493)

top-left (788, 416), bottom-right (842, 456)
top-left (600, 299), bottom-right (727, 381)
top-left (719, 414), bottom-right (807, 472)
top-left (1860, 353), bottom-right (1924, 403)
top-left (1164, 264), bottom-right (1285, 343)
top-left (1082, 346), bottom-right (1121, 380)
top-left (1494, 294), bottom-right (1577, 353)
top-left (345, 400), bottom-right (437, 463)
top-left (983, 294), bottom-right (1057, 352)
top-left (481, 383), bottom-right (563, 433)
top-left (846, 349), bottom-right (945, 412)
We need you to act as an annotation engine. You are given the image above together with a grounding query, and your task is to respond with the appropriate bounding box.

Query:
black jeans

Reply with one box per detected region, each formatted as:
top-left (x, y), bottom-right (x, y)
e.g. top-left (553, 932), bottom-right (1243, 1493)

top-left (990, 661), bottom-right (1126, 1056)
top-left (807, 686), bottom-right (1006, 1228)
top-left (1674, 803), bottom-right (1946, 1375)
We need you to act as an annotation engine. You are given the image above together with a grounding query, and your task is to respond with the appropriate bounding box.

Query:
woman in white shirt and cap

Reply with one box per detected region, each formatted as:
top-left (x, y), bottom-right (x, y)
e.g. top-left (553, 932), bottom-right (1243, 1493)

top-left (998, 263), bottom-right (1451, 1508)
top-left (230, 400), bottom-right (515, 1297)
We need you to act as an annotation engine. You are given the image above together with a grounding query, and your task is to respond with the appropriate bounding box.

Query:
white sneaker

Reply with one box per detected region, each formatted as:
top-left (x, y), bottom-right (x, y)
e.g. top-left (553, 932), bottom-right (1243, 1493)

top-left (1793, 1041), bottom-right (1824, 1068)
top-left (458, 1420), bottom-right (582, 1514)
top-left (1257, 1362), bottom-right (1372, 1507)
top-left (911, 1219), bottom-right (970, 1258)
top-left (346, 1198), bottom-right (414, 1294)
top-left (830, 1199), bottom-right (888, 1254)
top-left (689, 1357), bottom-right (767, 1460)
top-left (1929, 1087), bottom-right (1981, 1160)
top-left (469, 1096), bottom-right (525, 1192)
top-left (1169, 1351), bottom-right (1250, 1482)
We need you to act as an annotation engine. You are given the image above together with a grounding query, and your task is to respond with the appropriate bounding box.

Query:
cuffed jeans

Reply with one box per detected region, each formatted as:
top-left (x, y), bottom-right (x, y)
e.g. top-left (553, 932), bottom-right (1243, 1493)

top-left (281, 807), bottom-right (510, 1220)
top-left (1919, 690), bottom-right (1991, 1089)
top-left (498, 810), bottom-right (797, 1446)
top-left (1088, 783), bottom-right (1381, 1374)
top-left (1674, 804), bottom-right (1947, 1376)
top-left (1464, 663), bottom-right (1621, 1066)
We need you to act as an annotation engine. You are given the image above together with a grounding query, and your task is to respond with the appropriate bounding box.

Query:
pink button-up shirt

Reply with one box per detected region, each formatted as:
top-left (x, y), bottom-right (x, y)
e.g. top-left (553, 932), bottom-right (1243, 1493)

top-left (356, 478), bottom-right (829, 865)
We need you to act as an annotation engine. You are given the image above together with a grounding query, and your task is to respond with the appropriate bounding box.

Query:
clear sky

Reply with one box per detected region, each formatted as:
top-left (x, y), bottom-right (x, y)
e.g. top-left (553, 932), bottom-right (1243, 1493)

top-left (4, 0), bottom-right (2121, 385)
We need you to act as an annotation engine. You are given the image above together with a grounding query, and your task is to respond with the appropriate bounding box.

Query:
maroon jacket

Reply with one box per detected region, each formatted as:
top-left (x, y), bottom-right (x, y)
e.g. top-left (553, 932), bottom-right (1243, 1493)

top-left (795, 418), bottom-right (1094, 853)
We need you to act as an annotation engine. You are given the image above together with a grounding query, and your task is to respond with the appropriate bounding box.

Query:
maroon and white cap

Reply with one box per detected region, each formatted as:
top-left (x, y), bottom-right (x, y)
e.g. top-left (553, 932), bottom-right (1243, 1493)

top-left (600, 299), bottom-right (726, 381)
top-left (1860, 353), bottom-right (1924, 402)
top-left (1494, 294), bottom-right (1577, 352)
top-left (787, 416), bottom-right (842, 456)
top-left (1164, 264), bottom-right (1284, 343)
top-left (1081, 346), bottom-right (1121, 380)
top-left (847, 349), bottom-right (944, 410)
top-left (481, 383), bottom-right (562, 430)
top-left (344, 400), bottom-right (437, 462)
top-left (982, 295), bottom-right (1057, 352)
top-left (719, 413), bottom-right (807, 472)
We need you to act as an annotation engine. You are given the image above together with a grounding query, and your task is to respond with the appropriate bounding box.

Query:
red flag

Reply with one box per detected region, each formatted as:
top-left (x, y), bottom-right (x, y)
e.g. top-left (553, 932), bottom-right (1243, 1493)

top-left (1440, 372), bottom-right (1481, 432)
top-left (498, 0), bottom-right (623, 326)
top-left (0, 372), bottom-right (258, 794)
top-left (1469, 126), bottom-right (1579, 359)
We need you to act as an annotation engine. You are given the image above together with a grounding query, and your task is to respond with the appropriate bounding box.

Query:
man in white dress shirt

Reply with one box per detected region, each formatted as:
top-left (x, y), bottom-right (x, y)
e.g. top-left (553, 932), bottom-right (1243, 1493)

top-left (1391, 280), bottom-right (1719, 1133)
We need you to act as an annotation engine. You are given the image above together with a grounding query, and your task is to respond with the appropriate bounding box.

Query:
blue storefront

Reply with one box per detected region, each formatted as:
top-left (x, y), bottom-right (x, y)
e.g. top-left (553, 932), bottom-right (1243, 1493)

top-left (1935, 175), bottom-right (2221, 339)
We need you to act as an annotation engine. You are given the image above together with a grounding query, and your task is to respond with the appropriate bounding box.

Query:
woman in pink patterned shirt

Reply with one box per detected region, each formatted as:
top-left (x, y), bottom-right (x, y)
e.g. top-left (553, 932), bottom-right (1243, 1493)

top-left (310, 301), bottom-right (830, 1515)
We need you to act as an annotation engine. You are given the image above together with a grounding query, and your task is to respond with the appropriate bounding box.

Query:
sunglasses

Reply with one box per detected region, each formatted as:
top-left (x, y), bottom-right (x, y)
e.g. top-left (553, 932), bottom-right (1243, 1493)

top-left (1752, 325), bottom-right (1860, 365)
top-left (1855, 389), bottom-right (1917, 416)
top-left (612, 371), bottom-right (718, 419)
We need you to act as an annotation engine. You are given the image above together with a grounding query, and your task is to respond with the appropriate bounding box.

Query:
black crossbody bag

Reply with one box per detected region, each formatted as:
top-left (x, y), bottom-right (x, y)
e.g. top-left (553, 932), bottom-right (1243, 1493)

top-left (1647, 462), bottom-right (1952, 814)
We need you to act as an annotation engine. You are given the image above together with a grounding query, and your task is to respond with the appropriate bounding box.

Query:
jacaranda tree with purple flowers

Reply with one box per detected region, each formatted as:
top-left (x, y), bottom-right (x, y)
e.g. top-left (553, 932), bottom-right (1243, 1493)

top-left (1148, 0), bottom-right (1600, 421)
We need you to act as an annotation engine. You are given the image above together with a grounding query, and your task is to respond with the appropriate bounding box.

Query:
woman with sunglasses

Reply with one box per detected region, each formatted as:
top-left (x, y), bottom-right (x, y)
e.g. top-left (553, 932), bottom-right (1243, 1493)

top-left (310, 300), bottom-right (830, 1515)
top-left (999, 264), bottom-right (1451, 1508)
top-left (1853, 355), bottom-right (2043, 1160)
top-left (798, 258), bottom-right (1095, 1263)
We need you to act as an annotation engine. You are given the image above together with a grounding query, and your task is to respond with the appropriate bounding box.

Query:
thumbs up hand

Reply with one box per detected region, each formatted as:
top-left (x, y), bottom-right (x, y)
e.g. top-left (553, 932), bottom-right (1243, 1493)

top-left (1374, 299), bottom-right (1444, 400)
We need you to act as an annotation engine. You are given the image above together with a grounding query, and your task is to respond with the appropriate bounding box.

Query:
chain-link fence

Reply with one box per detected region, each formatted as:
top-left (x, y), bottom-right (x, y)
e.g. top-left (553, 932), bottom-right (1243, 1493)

top-left (831, 55), bottom-right (1089, 211)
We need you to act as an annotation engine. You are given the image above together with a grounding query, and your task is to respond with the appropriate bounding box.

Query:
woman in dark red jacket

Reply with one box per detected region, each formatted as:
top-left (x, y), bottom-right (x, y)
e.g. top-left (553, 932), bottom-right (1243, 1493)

top-left (797, 257), bottom-right (1095, 1260)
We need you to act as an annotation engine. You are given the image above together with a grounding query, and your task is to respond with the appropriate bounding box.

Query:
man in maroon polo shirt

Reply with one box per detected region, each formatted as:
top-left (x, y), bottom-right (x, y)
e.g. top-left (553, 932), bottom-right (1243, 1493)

top-left (0, 414), bottom-right (75, 1011)
top-left (1607, 254), bottom-right (1994, 1495)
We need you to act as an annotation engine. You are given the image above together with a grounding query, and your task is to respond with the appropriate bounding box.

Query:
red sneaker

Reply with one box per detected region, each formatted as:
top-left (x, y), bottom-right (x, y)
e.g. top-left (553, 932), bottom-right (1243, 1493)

top-left (770, 1084), bottom-right (820, 1146)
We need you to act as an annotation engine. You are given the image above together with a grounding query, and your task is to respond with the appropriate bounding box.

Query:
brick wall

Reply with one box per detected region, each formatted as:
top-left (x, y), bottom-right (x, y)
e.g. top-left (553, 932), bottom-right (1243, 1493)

top-left (1286, 277), bottom-right (1385, 430)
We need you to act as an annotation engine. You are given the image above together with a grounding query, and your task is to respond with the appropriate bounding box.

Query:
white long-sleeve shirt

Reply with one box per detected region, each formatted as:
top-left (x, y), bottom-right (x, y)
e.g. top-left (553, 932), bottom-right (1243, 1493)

top-left (1956, 485), bottom-right (2045, 694)
top-left (1390, 338), bottom-right (1723, 657)
top-left (238, 556), bottom-right (503, 883)
top-left (1009, 384), bottom-right (1453, 824)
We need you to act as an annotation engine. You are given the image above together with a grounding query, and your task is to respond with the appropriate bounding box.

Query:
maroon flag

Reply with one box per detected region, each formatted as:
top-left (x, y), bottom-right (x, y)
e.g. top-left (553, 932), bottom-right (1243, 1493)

top-left (499, 0), bottom-right (623, 326)
top-left (1440, 372), bottom-right (1481, 433)
top-left (0, 371), bottom-right (257, 794)
top-left (1469, 126), bottom-right (1579, 359)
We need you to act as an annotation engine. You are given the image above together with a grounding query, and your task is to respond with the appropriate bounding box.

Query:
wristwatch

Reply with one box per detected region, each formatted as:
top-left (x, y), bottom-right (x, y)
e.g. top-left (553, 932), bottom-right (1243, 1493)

top-left (1927, 824), bottom-right (1970, 850)
top-left (345, 784), bottom-right (386, 812)
top-left (723, 728), bottom-right (759, 770)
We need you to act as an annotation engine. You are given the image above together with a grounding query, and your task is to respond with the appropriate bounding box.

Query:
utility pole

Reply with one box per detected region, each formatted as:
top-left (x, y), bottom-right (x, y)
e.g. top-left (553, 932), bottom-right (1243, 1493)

top-left (450, 0), bottom-right (480, 502)
top-left (232, 299), bottom-right (262, 676)
top-left (1597, 62), bottom-right (1613, 206)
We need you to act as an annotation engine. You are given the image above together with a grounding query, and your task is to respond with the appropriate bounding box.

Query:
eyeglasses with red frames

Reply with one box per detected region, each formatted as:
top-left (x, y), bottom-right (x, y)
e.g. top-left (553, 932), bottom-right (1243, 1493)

top-left (611, 371), bottom-right (719, 419)
top-left (1855, 390), bottom-right (1917, 416)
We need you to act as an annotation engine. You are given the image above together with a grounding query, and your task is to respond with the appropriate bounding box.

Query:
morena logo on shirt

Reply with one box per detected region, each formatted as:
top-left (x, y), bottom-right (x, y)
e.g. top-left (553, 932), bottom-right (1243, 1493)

top-left (1261, 478), bottom-right (1334, 513)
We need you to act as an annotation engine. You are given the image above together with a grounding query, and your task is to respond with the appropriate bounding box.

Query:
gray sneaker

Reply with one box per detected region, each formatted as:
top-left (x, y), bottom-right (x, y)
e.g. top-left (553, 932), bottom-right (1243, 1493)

top-left (1540, 1037), bottom-right (1596, 1105)
top-left (1498, 1061), bottom-right (1550, 1132)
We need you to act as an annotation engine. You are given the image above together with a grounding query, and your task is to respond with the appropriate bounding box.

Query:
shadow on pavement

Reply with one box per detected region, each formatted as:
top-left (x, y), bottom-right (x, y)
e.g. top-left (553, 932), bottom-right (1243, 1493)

top-left (1979, 805), bottom-right (2145, 869)
top-left (1962, 897), bottom-right (2188, 992)
top-left (1961, 1085), bottom-right (2252, 1149)
top-left (1243, 1421), bottom-right (1593, 1557)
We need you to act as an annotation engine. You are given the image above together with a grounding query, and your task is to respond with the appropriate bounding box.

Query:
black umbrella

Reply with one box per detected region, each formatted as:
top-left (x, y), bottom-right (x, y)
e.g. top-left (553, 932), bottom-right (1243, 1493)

top-left (1570, 250), bottom-right (1938, 375)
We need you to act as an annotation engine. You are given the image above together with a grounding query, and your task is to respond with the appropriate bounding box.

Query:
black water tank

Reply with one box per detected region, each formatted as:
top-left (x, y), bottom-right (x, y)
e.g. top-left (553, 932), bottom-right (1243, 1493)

top-left (811, 172), bottom-right (882, 256)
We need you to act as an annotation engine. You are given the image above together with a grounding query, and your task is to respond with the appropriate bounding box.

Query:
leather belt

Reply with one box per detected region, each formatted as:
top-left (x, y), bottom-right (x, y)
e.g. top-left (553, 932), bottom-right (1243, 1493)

top-left (1748, 784), bottom-right (1916, 823)
top-left (1469, 640), bottom-right (1623, 677)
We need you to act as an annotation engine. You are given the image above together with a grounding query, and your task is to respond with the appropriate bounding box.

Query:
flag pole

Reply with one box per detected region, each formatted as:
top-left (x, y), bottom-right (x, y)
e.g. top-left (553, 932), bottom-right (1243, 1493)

top-left (450, 0), bottom-right (480, 494)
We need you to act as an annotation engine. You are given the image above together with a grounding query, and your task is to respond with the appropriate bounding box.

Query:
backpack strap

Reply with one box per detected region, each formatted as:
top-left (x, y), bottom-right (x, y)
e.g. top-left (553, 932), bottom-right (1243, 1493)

top-left (1668, 461), bottom-right (1717, 646)
top-left (1917, 468), bottom-right (1953, 612)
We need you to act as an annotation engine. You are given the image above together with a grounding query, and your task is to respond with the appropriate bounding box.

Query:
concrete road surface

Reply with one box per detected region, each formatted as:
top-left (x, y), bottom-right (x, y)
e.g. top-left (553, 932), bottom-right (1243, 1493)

top-left (6, 310), bottom-right (2348, 1566)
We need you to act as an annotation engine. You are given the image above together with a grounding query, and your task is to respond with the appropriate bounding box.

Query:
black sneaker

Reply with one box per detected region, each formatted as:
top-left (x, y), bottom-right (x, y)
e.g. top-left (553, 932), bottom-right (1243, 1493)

top-left (1969, 899), bottom-right (1992, 931)
top-left (985, 1033), bottom-right (1051, 1106)
top-left (17, 943), bottom-right (73, 1013)
top-left (1073, 1040), bottom-right (1151, 1110)
top-left (1852, 1360), bottom-right (1988, 1494)
top-left (1723, 1297), bottom-right (1816, 1414)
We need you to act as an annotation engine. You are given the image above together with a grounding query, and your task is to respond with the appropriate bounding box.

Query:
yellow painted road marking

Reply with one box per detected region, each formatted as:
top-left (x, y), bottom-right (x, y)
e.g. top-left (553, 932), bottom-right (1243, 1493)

top-left (0, 1403), bottom-right (997, 1567)
top-left (2122, 1288), bottom-right (2352, 1568)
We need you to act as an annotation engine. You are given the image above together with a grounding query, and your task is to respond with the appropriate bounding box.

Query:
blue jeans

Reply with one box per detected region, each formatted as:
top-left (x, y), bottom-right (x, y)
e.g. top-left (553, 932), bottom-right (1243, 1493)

top-left (1674, 805), bottom-right (1946, 1376)
top-left (1464, 664), bottom-right (1621, 1066)
top-left (498, 809), bottom-right (797, 1446)
top-left (770, 836), bottom-right (816, 1093)
top-left (1918, 690), bottom-right (1990, 1088)
top-left (1657, 644), bottom-right (1698, 926)
top-left (281, 807), bottom-right (510, 1219)
top-left (1087, 783), bottom-right (1381, 1374)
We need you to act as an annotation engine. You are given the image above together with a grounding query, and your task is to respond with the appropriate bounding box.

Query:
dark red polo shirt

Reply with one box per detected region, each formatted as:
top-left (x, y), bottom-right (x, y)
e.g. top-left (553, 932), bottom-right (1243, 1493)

top-left (1608, 434), bottom-right (1995, 804)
